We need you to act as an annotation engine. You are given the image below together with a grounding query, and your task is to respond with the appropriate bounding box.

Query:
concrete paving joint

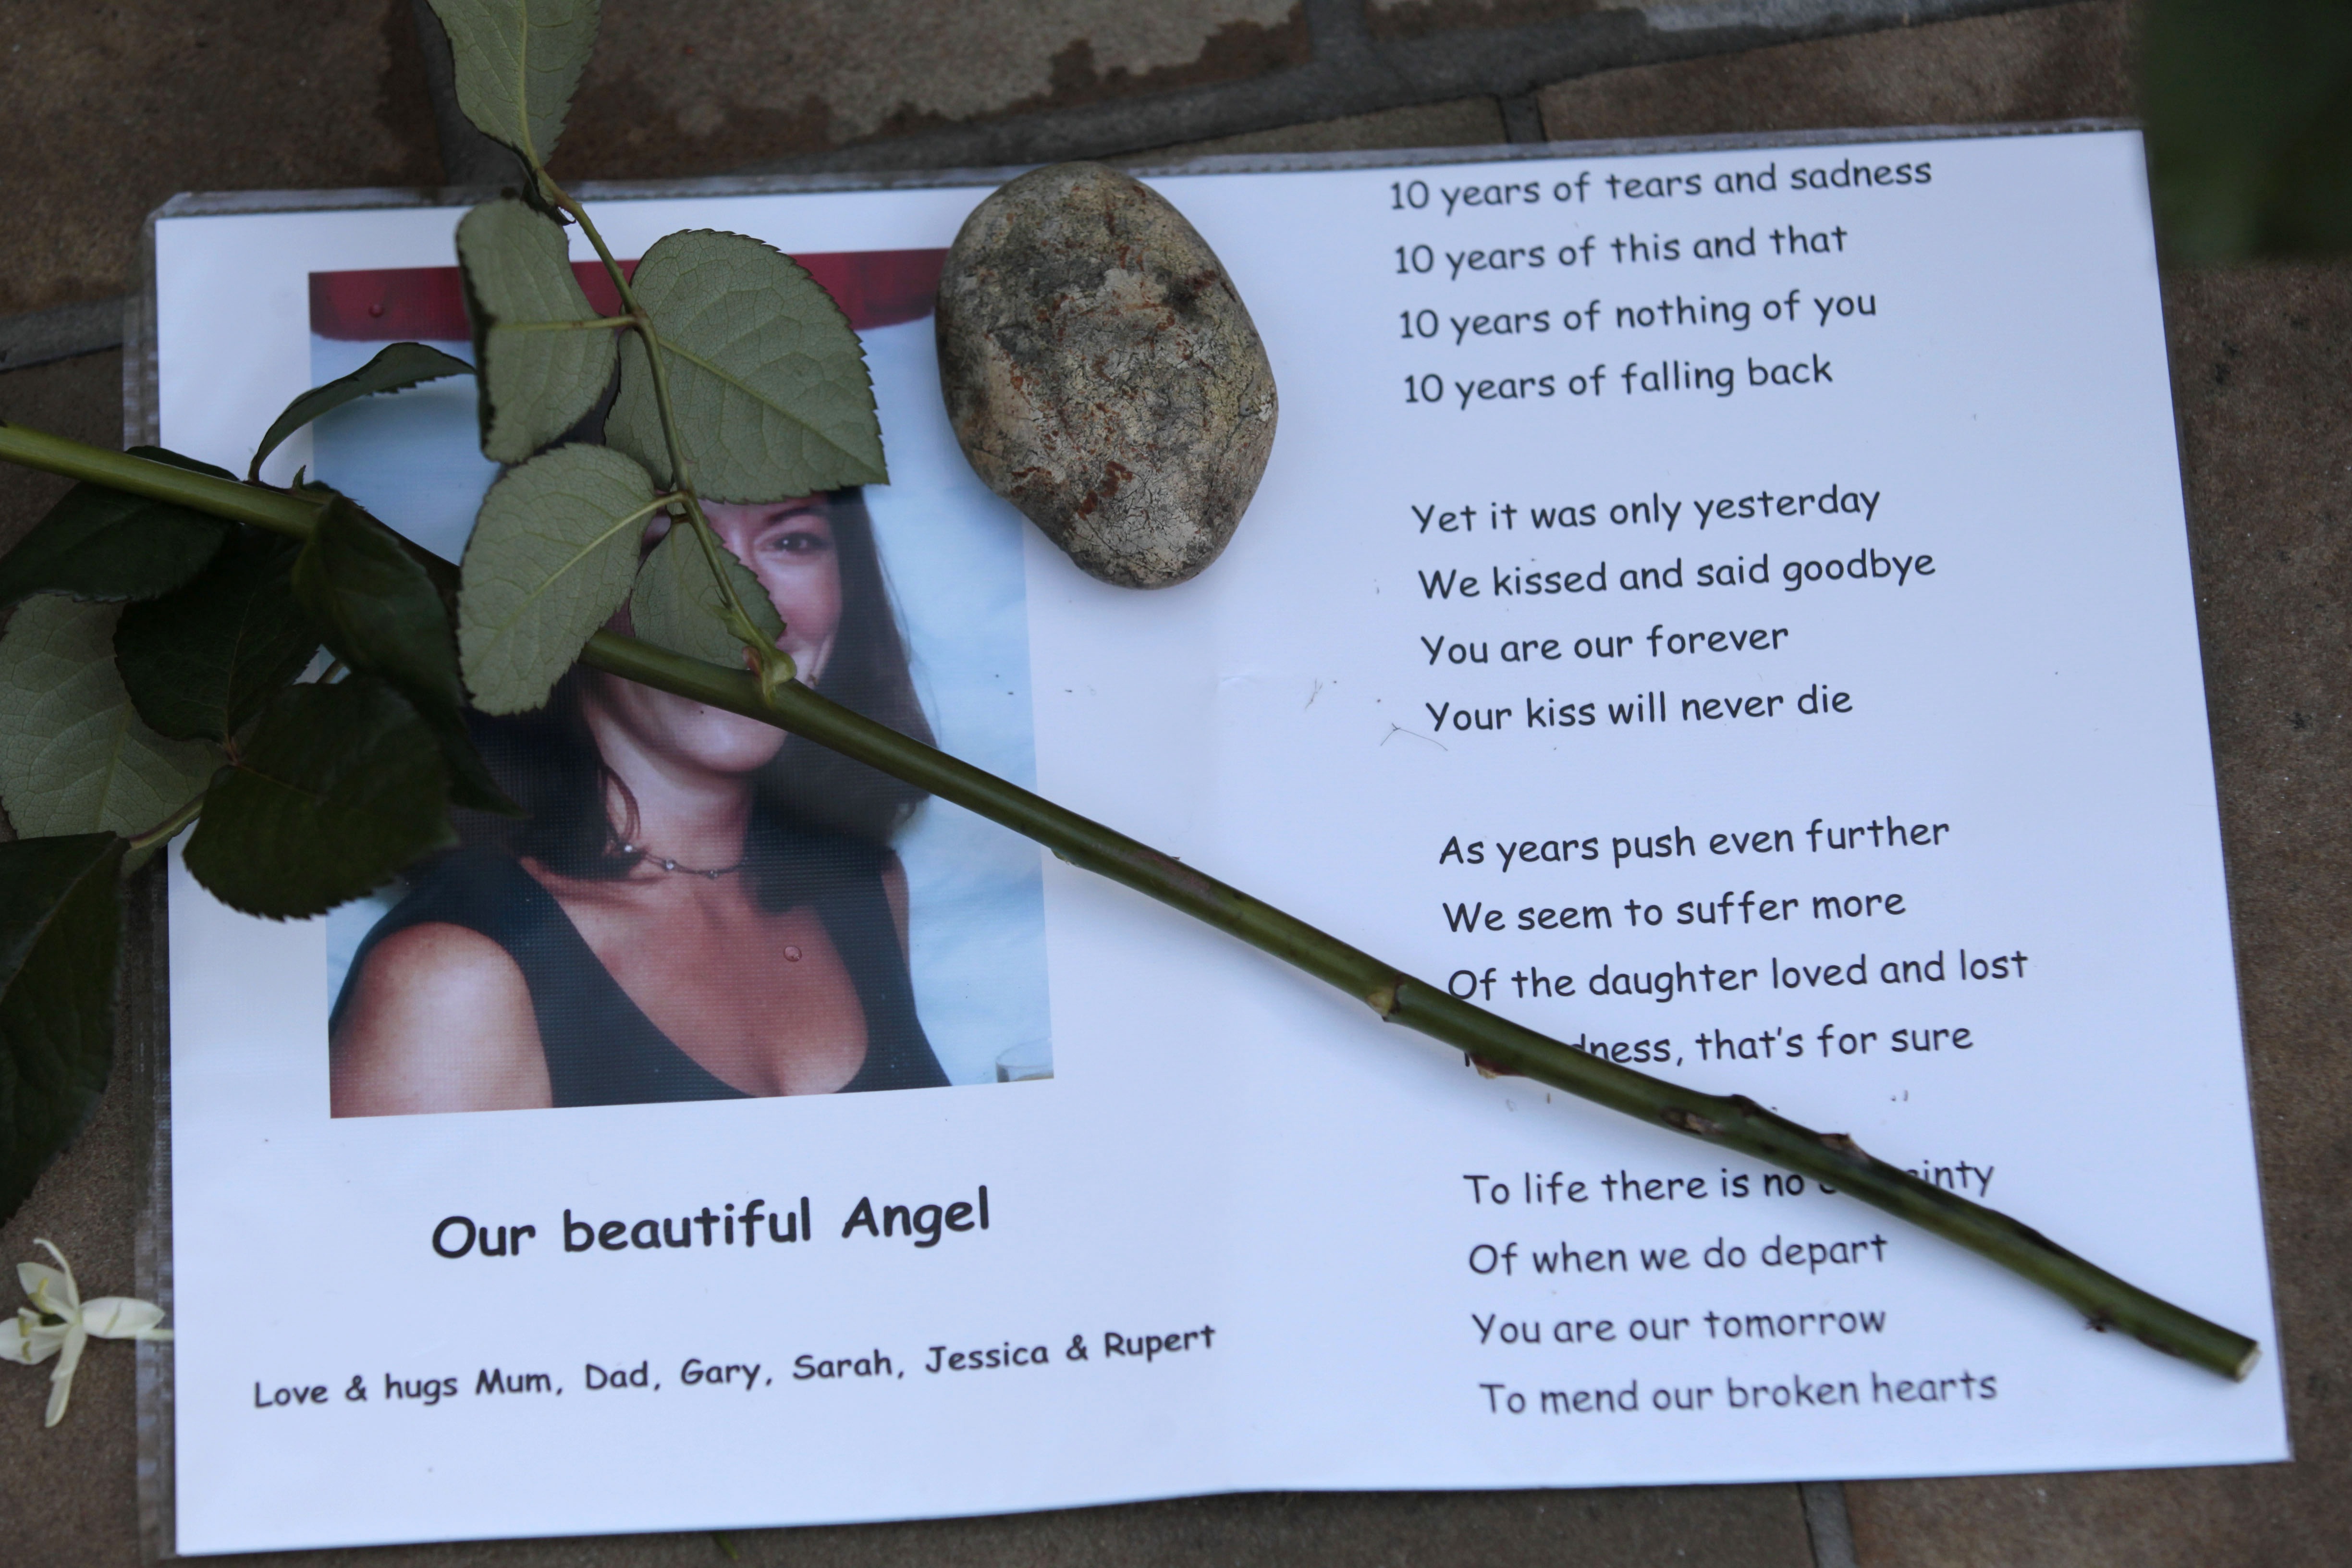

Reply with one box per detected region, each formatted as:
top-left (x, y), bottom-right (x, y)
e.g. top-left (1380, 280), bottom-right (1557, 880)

top-left (0, 297), bottom-right (129, 375)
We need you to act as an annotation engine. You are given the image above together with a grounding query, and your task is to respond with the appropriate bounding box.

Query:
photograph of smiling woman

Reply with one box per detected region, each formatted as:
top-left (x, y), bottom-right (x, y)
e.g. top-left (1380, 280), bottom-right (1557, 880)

top-left (328, 487), bottom-right (951, 1116)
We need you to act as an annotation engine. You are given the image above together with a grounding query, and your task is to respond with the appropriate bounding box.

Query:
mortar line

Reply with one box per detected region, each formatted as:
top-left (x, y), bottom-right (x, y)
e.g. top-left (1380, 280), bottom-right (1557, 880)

top-left (1802, 1481), bottom-right (1863, 1568)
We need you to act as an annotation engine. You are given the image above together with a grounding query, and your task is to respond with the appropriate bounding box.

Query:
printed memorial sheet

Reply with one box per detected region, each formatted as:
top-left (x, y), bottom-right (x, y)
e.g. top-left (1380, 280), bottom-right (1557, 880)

top-left (146, 126), bottom-right (2285, 1554)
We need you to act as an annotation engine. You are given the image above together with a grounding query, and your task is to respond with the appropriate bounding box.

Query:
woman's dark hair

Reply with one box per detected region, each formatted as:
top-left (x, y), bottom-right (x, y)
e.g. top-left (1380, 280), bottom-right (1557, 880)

top-left (466, 489), bottom-right (934, 909)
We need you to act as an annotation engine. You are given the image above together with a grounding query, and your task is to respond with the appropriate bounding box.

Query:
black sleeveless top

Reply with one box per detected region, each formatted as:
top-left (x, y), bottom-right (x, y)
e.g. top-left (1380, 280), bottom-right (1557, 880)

top-left (330, 845), bottom-right (949, 1106)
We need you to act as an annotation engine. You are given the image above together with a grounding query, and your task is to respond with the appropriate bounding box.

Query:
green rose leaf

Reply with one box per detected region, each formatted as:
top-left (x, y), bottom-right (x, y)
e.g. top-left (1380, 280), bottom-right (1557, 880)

top-left (412, 702), bottom-right (524, 820)
top-left (0, 448), bottom-right (240, 610)
top-left (427, 0), bottom-right (601, 171)
top-left (0, 596), bottom-right (224, 839)
top-left (459, 444), bottom-right (659, 714)
top-left (457, 200), bottom-right (618, 464)
top-left (115, 532), bottom-right (318, 743)
top-left (181, 677), bottom-right (458, 920)
top-left (628, 524), bottom-right (783, 669)
top-left (0, 833), bottom-right (124, 1227)
top-left (247, 343), bottom-right (473, 482)
top-left (609, 229), bottom-right (886, 501)
top-left (292, 495), bottom-right (466, 711)
top-left (291, 496), bottom-right (519, 816)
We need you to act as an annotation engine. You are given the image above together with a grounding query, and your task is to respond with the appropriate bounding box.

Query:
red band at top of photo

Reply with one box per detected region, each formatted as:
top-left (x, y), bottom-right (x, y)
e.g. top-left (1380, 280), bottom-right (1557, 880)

top-left (309, 248), bottom-right (948, 340)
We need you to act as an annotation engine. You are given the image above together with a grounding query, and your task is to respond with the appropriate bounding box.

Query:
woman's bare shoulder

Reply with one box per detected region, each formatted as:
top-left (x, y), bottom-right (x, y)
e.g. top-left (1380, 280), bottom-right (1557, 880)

top-left (349, 923), bottom-right (534, 1013)
top-left (331, 923), bottom-right (552, 1116)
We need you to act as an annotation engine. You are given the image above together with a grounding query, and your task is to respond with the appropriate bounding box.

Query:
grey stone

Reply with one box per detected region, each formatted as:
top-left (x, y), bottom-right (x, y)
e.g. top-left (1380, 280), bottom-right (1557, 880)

top-left (935, 161), bottom-right (1278, 588)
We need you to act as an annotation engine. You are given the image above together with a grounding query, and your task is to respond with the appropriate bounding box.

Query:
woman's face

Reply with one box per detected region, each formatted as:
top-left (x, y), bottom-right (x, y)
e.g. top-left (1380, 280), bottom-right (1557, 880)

top-left (585, 498), bottom-right (846, 780)
top-left (703, 498), bottom-right (845, 686)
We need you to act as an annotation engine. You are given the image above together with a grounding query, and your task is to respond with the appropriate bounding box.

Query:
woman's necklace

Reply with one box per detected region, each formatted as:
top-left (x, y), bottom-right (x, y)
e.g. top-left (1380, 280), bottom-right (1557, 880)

top-left (616, 842), bottom-right (747, 881)
top-left (617, 840), bottom-right (796, 959)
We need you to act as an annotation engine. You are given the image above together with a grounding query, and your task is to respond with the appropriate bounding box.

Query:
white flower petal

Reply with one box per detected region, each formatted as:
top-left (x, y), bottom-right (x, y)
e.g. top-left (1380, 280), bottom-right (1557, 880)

top-left (31, 1240), bottom-right (80, 1311)
top-left (3, 1246), bottom-right (161, 1425)
top-left (0, 1309), bottom-right (68, 1364)
top-left (80, 1298), bottom-right (170, 1339)
top-left (17, 1262), bottom-right (71, 1311)
top-left (43, 1324), bottom-right (88, 1428)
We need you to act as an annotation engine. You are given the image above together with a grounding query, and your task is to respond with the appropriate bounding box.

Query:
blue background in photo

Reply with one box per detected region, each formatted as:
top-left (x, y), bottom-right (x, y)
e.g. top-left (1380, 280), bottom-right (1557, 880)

top-left (312, 317), bottom-right (1051, 1089)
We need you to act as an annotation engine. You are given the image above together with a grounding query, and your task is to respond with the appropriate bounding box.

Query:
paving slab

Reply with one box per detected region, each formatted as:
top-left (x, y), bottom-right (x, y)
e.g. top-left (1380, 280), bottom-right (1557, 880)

top-left (1363, 0), bottom-right (2078, 47)
top-left (99, 1485), bottom-right (1812, 1568)
top-left (552, 0), bottom-right (1306, 179)
top-left (1533, 0), bottom-right (2132, 137)
top-left (0, 0), bottom-right (441, 318)
top-left (0, 351), bottom-right (122, 558)
top-left (1370, 0), bottom-right (1729, 42)
top-left (0, 355), bottom-right (146, 1554)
